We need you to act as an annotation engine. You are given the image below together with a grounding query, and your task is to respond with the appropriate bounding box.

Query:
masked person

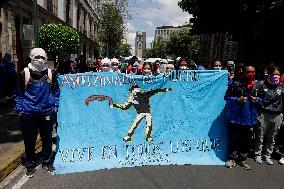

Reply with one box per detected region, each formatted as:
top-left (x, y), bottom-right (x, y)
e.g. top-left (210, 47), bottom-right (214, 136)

top-left (166, 64), bottom-right (175, 73)
top-left (142, 62), bottom-right (152, 76)
top-left (254, 65), bottom-right (284, 165)
top-left (13, 48), bottom-right (59, 177)
top-left (127, 56), bottom-right (138, 74)
top-left (96, 58), bottom-right (102, 72)
top-left (111, 58), bottom-right (120, 73)
top-left (225, 65), bottom-right (262, 170)
top-left (211, 59), bottom-right (223, 70)
top-left (152, 60), bottom-right (161, 76)
top-left (88, 59), bottom-right (97, 72)
top-left (136, 64), bottom-right (143, 75)
top-left (131, 61), bottom-right (139, 74)
top-left (101, 58), bottom-right (111, 72)
top-left (177, 58), bottom-right (189, 70)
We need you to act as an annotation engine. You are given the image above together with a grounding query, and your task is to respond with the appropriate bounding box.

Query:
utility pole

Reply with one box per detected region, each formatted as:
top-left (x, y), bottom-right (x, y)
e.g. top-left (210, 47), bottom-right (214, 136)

top-left (32, 0), bottom-right (39, 47)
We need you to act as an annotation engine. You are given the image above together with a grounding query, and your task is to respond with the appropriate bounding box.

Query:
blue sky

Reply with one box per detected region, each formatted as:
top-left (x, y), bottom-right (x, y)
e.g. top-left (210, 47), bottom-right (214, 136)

top-left (125, 0), bottom-right (192, 54)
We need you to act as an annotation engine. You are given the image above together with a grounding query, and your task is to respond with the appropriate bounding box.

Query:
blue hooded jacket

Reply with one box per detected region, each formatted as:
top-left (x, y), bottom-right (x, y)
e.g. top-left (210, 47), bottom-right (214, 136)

top-left (225, 80), bottom-right (263, 126)
top-left (13, 68), bottom-right (59, 115)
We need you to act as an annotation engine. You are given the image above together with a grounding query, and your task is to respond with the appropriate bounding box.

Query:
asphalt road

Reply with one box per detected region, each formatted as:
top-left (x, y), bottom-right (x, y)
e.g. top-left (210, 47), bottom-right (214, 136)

top-left (1, 158), bottom-right (284, 189)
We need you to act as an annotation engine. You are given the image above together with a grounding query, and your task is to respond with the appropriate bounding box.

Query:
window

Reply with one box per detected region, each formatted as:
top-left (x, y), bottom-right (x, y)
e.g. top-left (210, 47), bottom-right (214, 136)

top-left (139, 44), bottom-right (141, 49)
top-left (164, 30), bottom-right (166, 35)
top-left (161, 30), bottom-right (163, 35)
top-left (157, 30), bottom-right (160, 35)
top-left (167, 30), bottom-right (169, 35)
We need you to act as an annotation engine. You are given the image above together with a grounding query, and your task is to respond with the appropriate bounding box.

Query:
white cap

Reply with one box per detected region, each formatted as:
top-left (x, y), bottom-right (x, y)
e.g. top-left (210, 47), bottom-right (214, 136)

top-left (161, 59), bottom-right (168, 64)
top-left (111, 58), bottom-right (119, 63)
top-left (101, 57), bottom-right (110, 65)
top-left (30, 48), bottom-right (47, 60)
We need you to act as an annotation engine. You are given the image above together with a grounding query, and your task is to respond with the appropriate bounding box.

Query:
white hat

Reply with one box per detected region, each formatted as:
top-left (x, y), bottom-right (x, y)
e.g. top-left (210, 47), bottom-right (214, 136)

top-left (101, 57), bottom-right (110, 65)
top-left (111, 58), bottom-right (119, 63)
top-left (161, 59), bottom-right (168, 64)
top-left (30, 48), bottom-right (47, 60)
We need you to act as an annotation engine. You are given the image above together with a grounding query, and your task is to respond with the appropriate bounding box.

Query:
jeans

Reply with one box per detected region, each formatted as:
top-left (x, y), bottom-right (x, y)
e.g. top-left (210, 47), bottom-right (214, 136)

top-left (20, 114), bottom-right (55, 168)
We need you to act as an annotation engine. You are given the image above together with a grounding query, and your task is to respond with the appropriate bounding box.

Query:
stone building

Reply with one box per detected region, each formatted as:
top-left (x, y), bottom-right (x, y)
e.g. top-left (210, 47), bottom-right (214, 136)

top-left (0, 0), bottom-right (101, 70)
top-left (154, 25), bottom-right (191, 42)
top-left (135, 31), bottom-right (146, 58)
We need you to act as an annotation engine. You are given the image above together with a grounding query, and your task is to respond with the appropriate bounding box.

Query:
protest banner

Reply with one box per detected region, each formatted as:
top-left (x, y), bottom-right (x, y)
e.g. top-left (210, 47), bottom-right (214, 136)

top-left (54, 70), bottom-right (228, 174)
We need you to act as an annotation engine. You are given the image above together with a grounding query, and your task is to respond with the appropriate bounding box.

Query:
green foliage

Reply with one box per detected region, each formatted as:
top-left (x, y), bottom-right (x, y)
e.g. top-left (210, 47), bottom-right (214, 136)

top-left (120, 44), bottom-right (132, 57)
top-left (99, 3), bottom-right (124, 57)
top-left (39, 23), bottom-right (80, 56)
top-left (144, 30), bottom-right (199, 60)
top-left (167, 29), bottom-right (199, 59)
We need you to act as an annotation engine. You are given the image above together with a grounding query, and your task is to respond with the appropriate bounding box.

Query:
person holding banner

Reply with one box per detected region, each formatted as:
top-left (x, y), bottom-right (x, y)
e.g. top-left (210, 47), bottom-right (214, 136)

top-left (13, 48), bottom-right (59, 177)
top-left (225, 65), bottom-right (262, 170)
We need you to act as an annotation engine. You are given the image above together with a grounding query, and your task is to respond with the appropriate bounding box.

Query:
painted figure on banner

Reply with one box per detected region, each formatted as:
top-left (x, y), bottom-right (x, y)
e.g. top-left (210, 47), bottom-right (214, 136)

top-left (112, 84), bottom-right (172, 142)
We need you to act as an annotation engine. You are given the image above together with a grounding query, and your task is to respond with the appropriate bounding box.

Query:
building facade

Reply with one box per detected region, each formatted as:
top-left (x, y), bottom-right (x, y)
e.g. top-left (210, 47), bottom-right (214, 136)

top-left (154, 25), bottom-right (191, 42)
top-left (0, 0), bottom-right (101, 70)
top-left (135, 31), bottom-right (146, 58)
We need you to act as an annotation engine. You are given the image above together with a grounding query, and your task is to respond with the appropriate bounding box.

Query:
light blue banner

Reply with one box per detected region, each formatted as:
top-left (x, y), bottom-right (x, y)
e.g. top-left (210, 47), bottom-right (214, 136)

top-left (54, 70), bottom-right (228, 174)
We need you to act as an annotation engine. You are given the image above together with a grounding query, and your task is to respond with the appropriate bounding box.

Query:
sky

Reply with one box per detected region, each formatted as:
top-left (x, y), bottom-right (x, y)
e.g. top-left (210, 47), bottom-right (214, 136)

top-left (125, 0), bottom-right (192, 55)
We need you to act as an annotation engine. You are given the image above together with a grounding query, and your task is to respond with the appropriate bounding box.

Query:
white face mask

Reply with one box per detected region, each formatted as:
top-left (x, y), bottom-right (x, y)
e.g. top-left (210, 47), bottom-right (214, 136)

top-left (112, 65), bottom-right (118, 70)
top-left (29, 58), bottom-right (47, 72)
top-left (179, 66), bottom-right (187, 70)
top-left (213, 67), bottom-right (222, 70)
top-left (143, 69), bottom-right (151, 75)
top-left (101, 66), bottom-right (110, 72)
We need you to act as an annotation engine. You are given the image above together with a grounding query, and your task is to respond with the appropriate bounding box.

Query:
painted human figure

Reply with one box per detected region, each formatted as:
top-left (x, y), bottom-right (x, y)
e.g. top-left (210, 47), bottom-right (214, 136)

top-left (112, 84), bottom-right (172, 142)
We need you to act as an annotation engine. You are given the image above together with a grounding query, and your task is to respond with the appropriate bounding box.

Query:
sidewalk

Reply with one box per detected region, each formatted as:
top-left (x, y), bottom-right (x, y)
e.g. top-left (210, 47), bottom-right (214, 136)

top-left (0, 101), bottom-right (41, 182)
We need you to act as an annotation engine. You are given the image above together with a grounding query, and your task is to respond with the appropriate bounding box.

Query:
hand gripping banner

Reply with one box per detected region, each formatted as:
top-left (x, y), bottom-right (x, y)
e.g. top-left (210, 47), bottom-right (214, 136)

top-left (54, 71), bottom-right (228, 174)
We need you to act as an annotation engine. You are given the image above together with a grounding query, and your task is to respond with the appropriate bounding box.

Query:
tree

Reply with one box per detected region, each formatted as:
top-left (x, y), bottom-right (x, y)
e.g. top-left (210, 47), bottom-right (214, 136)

top-left (99, 3), bottom-right (124, 58)
top-left (39, 23), bottom-right (80, 56)
top-left (151, 37), bottom-right (167, 58)
top-left (120, 44), bottom-right (132, 57)
top-left (178, 0), bottom-right (284, 64)
top-left (166, 29), bottom-right (199, 60)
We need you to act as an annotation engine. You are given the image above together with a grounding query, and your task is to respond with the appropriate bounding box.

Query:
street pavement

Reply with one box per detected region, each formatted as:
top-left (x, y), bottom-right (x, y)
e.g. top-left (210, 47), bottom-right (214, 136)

top-left (1, 158), bottom-right (284, 189)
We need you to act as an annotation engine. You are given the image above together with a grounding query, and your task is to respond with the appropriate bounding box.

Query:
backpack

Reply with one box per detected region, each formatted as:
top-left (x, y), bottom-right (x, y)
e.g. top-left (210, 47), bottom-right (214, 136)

top-left (23, 68), bottom-right (52, 89)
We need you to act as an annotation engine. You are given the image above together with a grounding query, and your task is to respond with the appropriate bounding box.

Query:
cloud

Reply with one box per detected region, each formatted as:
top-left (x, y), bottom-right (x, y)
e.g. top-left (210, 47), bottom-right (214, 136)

top-left (125, 0), bottom-right (192, 55)
top-left (145, 20), bottom-right (154, 27)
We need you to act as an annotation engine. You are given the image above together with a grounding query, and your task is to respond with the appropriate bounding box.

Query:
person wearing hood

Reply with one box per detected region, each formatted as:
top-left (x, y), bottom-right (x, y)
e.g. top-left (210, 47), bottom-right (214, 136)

top-left (13, 48), bottom-right (59, 177)
top-left (225, 64), bottom-right (262, 170)
top-left (111, 58), bottom-right (120, 73)
top-left (254, 65), bottom-right (284, 165)
top-left (101, 58), bottom-right (111, 72)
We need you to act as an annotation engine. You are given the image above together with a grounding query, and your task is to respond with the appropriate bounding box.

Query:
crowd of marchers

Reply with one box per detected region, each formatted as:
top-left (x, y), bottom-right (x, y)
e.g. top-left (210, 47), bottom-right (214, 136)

top-left (0, 48), bottom-right (284, 177)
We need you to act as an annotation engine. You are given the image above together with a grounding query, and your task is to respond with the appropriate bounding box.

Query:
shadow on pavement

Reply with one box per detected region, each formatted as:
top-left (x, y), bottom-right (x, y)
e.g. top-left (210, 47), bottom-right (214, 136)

top-left (0, 100), bottom-right (22, 146)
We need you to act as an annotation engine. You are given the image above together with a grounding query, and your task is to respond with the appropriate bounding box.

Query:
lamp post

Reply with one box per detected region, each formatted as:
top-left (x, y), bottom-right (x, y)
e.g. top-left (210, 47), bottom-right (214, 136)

top-left (32, 0), bottom-right (39, 47)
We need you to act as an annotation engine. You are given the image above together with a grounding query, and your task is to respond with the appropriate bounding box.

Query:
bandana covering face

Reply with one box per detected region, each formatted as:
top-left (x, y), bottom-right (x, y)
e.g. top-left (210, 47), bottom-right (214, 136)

top-left (267, 75), bottom-right (280, 85)
top-left (28, 48), bottom-right (48, 72)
